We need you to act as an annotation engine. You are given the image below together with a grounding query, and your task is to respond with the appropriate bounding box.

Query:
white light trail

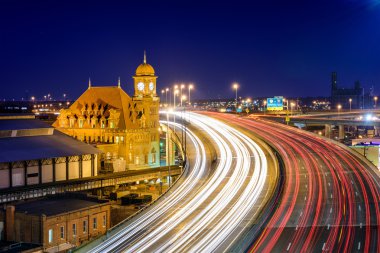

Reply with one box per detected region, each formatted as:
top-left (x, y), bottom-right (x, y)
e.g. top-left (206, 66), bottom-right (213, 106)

top-left (87, 112), bottom-right (269, 253)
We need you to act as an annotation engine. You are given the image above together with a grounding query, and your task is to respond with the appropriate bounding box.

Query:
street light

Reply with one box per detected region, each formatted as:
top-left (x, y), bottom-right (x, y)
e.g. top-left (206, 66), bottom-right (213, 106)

top-left (165, 88), bottom-right (169, 107)
top-left (374, 96), bottom-right (378, 108)
top-left (173, 89), bottom-right (179, 110)
top-left (263, 100), bottom-right (267, 115)
top-left (180, 84), bottom-right (185, 107)
top-left (181, 95), bottom-right (187, 107)
top-left (161, 90), bottom-right (165, 106)
top-left (349, 98), bottom-right (352, 112)
top-left (337, 104), bottom-right (342, 118)
top-left (290, 102), bottom-right (295, 116)
top-left (233, 83), bottom-right (239, 105)
top-left (166, 109), bottom-right (172, 187)
top-left (188, 84), bottom-right (194, 106)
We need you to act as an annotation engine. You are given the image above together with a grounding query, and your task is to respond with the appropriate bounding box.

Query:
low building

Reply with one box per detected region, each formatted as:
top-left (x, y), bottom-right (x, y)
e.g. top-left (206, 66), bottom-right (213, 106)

top-left (0, 115), bottom-right (101, 191)
top-left (2, 194), bottom-right (111, 252)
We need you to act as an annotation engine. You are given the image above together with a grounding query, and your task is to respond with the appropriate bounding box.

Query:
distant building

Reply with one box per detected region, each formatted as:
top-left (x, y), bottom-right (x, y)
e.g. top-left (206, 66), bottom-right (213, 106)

top-left (1, 194), bottom-right (110, 252)
top-left (0, 115), bottom-right (100, 191)
top-left (53, 53), bottom-right (160, 170)
top-left (331, 72), bottom-right (364, 109)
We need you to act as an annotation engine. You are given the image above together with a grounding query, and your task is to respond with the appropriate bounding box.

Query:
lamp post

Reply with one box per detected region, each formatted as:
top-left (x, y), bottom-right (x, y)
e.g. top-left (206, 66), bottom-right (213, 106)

top-left (166, 109), bottom-right (172, 187)
top-left (233, 83), bottom-right (239, 105)
top-left (180, 84), bottom-right (185, 107)
top-left (181, 95), bottom-right (187, 108)
top-left (165, 88), bottom-right (169, 107)
top-left (263, 100), bottom-right (267, 115)
top-left (161, 90), bottom-right (165, 106)
top-left (173, 89), bottom-right (179, 110)
top-left (374, 96), bottom-right (378, 108)
top-left (349, 98), bottom-right (352, 112)
top-left (290, 102), bottom-right (295, 116)
top-left (337, 104), bottom-right (342, 118)
top-left (188, 84), bottom-right (193, 106)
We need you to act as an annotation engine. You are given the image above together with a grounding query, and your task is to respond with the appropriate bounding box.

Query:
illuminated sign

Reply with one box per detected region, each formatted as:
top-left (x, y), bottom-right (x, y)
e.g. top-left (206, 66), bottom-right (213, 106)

top-left (267, 96), bottom-right (284, 111)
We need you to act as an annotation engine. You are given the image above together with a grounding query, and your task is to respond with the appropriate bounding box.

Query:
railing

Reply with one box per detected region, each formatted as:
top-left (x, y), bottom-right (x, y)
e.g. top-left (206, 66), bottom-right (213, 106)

top-left (0, 166), bottom-right (181, 204)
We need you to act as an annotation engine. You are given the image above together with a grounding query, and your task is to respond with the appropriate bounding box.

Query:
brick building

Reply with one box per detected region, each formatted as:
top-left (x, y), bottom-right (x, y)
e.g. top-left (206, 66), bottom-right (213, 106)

top-left (2, 194), bottom-right (110, 252)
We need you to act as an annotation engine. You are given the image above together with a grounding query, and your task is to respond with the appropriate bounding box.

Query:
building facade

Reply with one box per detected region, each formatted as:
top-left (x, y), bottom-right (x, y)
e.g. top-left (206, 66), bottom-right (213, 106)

top-left (3, 195), bottom-right (110, 252)
top-left (53, 54), bottom-right (160, 171)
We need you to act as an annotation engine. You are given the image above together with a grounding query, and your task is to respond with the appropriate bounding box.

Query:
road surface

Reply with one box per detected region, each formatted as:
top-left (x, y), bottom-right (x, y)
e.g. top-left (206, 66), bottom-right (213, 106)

top-left (208, 112), bottom-right (380, 252)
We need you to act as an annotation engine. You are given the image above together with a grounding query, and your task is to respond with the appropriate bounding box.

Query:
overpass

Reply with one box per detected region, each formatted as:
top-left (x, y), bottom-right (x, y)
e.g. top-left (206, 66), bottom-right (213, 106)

top-left (254, 109), bottom-right (380, 139)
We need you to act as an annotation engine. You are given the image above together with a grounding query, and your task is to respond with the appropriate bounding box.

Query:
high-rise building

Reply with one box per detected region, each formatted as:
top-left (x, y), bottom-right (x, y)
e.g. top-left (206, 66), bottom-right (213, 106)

top-left (330, 72), bottom-right (364, 109)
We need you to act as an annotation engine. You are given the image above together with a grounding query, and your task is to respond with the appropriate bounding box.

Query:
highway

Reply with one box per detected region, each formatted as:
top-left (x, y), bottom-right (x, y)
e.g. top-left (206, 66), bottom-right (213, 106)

top-left (80, 112), bottom-right (276, 253)
top-left (207, 112), bottom-right (380, 252)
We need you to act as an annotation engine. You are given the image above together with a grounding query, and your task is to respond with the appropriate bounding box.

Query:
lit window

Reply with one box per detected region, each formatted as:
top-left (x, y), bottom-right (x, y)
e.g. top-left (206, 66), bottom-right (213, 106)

top-left (135, 156), bottom-right (139, 165)
top-left (48, 229), bottom-right (53, 243)
top-left (72, 223), bottom-right (77, 237)
top-left (79, 119), bottom-right (84, 128)
top-left (103, 215), bottom-right (106, 227)
top-left (69, 118), bottom-right (75, 128)
top-left (93, 217), bottom-right (97, 230)
top-left (110, 121), bottom-right (114, 128)
top-left (60, 226), bottom-right (65, 239)
top-left (83, 220), bottom-right (87, 233)
top-left (152, 154), bottom-right (156, 164)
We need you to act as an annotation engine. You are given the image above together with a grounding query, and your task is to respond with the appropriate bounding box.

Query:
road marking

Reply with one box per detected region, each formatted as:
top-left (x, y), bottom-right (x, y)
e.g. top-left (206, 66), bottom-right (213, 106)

top-left (304, 196), bottom-right (307, 201)
top-left (328, 182), bottom-right (331, 187)
top-left (351, 180), bottom-right (354, 184)
top-left (331, 194), bottom-right (333, 199)
top-left (358, 242), bottom-right (361, 250)
top-left (360, 222), bottom-right (363, 229)
top-left (327, 224), bottom-right (330, 230)
top-left (300, 211), bottom-right (303, 217)
top-left (305, 184), bottom-right (308, 188)
top-left (355, 191), bottom-right (358, 197)
top-left (295, 225), bottom-right (298, 231)
top-left (287, 243), bottom-right (292, 251)
top-left (330, 207), bottom-right (333, 213)
top-left (358, 205), bottom-right (361, 212)
top-left (322, 242), bottom-right (326, 250)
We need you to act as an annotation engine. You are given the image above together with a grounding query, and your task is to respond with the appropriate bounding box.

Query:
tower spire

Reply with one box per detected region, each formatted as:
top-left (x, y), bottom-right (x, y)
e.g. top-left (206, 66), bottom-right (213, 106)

top-left (88, 77), bottom-right (91, 89)
top-left (143, 50), bottom-right (146, 64)
top-left (118, 77), bottom-right (121, 88)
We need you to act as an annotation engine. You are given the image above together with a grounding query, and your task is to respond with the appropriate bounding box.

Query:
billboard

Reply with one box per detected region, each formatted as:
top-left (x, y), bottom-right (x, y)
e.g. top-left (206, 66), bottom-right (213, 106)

top-left (267, 96), bottom-right (284, 111)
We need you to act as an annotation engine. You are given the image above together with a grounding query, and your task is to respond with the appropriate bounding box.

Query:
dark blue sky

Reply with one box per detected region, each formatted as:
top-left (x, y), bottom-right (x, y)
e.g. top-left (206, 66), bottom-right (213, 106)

top-left (1, 0), bottom-right (380, 100)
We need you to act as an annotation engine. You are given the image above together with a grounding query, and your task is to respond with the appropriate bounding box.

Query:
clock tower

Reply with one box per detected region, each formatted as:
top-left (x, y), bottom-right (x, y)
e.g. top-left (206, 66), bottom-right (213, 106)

top-left (133, 51), bottom-right (158, 98)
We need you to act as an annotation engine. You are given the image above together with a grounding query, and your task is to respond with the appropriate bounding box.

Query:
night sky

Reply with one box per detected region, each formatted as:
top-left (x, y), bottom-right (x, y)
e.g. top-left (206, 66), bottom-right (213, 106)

top-left (1, 0), bottom-right (380, 100)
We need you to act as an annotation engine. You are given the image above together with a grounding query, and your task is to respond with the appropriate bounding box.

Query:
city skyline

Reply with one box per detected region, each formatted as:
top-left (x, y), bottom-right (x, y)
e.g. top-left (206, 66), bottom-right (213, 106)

top-left (1, 1), bottom-right (380, 100)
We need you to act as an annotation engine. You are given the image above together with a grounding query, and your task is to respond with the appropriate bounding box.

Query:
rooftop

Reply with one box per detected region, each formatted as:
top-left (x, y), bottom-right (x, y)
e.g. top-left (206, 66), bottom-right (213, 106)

top-left (14, 195), bottom-right (109, 216)
top-left (0, 129), bottom-right (100, 163)
top-left (0, 119), bottom-right (52, 131)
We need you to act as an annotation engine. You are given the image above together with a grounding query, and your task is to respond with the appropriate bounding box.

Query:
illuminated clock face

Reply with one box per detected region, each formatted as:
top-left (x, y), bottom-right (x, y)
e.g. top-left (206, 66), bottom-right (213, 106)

top-left (149, 82), bottom-right (154, 91)
top-left (137, 82), bottom-right (145, 91)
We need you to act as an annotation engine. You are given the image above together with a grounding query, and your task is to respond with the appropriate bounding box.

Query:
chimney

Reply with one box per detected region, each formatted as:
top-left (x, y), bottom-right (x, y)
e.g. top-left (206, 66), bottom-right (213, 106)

top-left (5, 205), bottom-right (15, 242)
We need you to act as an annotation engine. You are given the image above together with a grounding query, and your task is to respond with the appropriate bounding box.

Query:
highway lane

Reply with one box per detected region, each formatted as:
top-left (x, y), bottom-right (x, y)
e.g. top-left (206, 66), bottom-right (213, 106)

top-left (81, 112), bottom-right (276, 253)
top-left (207, 112), bottom-right (380, 253)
